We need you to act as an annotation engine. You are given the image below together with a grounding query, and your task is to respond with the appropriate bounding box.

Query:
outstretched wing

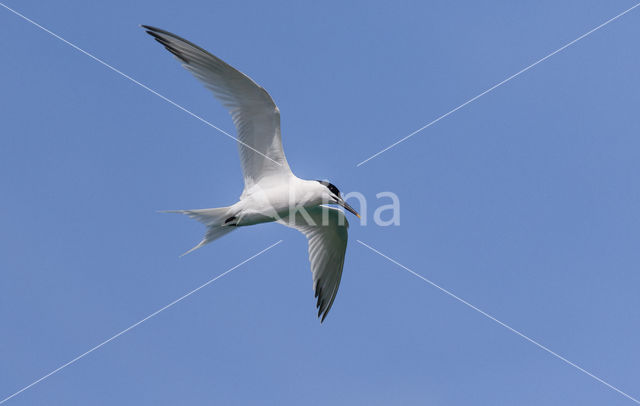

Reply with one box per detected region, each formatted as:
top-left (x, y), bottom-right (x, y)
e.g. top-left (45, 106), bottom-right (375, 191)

top-left (143, 26), bottom-right (293, 190)
top-left (278, 206), bottom-right (349, 322)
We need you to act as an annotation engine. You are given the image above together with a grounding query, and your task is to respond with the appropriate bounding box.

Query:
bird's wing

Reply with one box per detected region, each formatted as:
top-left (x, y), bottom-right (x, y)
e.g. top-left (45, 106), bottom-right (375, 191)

top-left (143, 26), bottom-right (292, 190)
top-left (278, 206), bottom-right (349, 322)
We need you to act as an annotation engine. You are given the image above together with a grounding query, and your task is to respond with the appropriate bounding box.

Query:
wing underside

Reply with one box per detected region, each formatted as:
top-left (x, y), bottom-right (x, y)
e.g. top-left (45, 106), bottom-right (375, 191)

top-left (278, 206), bottom-right (349, 321)
top-left (143, 26), bottom-right (292, 189)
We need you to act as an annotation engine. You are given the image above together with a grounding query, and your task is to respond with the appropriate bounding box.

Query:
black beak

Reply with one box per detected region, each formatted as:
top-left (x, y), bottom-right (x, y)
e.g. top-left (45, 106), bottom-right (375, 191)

top-left (337, 198), bottom-right (360, 218)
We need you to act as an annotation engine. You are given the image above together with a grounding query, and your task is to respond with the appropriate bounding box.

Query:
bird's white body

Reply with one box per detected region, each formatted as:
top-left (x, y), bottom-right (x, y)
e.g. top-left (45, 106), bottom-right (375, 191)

top-left (233, 177), bottom-right (326, 226)
top-left (144, 26), bottom-right (358, 321)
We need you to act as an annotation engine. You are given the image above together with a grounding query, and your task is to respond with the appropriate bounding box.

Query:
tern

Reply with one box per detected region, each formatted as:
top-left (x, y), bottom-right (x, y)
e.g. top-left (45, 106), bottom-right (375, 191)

top-left (143, 26), bottom-right (360, 321)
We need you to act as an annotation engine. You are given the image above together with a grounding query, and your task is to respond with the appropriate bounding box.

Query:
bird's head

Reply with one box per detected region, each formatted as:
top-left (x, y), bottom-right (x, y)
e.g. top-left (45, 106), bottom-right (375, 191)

top-left (315, 180), bottom-right (360, 218)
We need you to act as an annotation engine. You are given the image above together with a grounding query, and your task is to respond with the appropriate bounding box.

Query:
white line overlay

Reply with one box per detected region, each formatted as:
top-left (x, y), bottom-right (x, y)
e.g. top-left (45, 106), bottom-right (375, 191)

top-left (0, 2), bottom-right (282, 167)
top-left (0, 241), bottom-right (282, 405)
top-left (356, 2), bottom-right (640, 167)
top-left (356, 240), bottom-right (640, 405)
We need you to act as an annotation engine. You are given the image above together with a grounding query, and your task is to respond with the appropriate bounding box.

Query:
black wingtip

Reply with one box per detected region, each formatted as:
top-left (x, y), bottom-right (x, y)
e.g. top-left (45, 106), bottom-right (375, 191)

top-left (314, 281), bottom-right (331, 322)
top-left (142, 28), bottom-right (190, 64)
top-left (320, 310), bottom-right (329, 323)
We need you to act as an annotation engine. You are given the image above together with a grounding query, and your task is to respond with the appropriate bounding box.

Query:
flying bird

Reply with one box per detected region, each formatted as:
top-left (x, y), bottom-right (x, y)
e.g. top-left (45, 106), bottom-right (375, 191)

top-left (142, 26), bottom-right (360, 321)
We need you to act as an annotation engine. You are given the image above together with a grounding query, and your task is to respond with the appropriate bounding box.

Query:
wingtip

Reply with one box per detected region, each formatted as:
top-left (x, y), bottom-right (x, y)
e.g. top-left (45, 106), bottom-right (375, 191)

top-left (320, 312), bottom-right (328, 323)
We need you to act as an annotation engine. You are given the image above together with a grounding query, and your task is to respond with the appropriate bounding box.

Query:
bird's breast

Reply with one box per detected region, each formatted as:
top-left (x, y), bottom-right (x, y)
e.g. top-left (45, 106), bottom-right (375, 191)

top-left (235, 183), bottom-right (318, 226)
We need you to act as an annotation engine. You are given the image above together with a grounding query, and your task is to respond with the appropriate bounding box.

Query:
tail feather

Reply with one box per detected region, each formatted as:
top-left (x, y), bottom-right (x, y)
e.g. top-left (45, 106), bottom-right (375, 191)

top-left (179, 239), bottom-right (208, 257)
top-left (161, 207), bottom-right (237, 256)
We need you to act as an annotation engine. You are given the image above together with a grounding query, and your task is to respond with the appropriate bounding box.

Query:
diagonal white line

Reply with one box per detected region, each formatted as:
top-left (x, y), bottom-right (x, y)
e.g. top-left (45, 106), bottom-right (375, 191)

top-left (0, 2), bottom-right (282, 167)
top-left (356, 2), bottom-right (640, 167)
top-left (356, 240), bottom-right (640, 405)
top-left (0, 240), bottom-right (283, 405)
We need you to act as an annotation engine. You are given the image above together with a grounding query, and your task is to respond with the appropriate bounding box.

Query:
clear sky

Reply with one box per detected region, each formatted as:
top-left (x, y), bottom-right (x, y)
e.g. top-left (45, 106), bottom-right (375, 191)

top-left (1, 1), bottom-right (639, 405)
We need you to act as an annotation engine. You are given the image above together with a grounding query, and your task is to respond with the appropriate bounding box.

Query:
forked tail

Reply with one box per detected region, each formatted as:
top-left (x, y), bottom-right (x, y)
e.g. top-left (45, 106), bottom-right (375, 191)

top-left (161, 206), bottom-right (237, 256)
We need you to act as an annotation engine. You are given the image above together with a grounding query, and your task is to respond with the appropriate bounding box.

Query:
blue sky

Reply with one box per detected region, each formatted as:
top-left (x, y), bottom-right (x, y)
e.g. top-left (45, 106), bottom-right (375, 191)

top-left (1, 0), bottom-right (639, 404)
